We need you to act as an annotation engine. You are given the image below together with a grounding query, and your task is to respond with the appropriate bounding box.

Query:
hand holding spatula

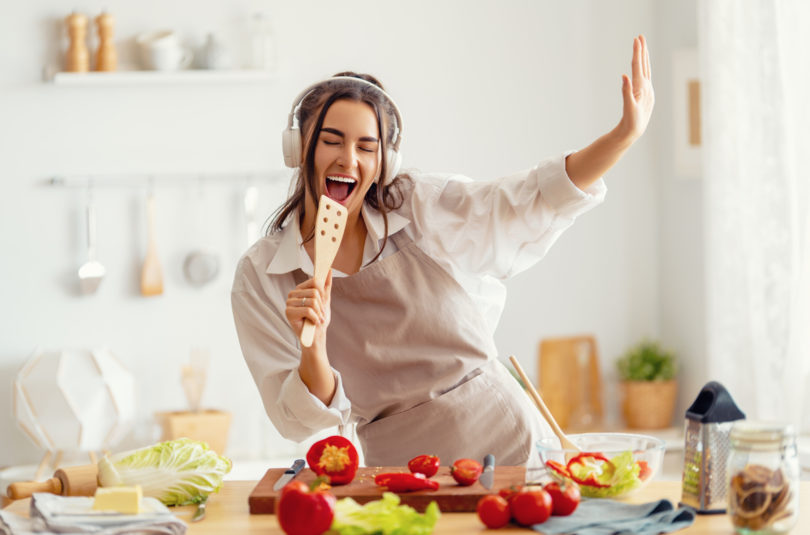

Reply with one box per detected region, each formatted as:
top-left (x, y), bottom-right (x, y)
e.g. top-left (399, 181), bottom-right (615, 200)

top-left (300, 195), bottom-right (348, 347)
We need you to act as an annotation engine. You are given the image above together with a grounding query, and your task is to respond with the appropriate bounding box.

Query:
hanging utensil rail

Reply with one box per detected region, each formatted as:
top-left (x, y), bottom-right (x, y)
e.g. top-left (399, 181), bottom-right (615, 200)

top-left (47, 170), bottom-right (290, 189)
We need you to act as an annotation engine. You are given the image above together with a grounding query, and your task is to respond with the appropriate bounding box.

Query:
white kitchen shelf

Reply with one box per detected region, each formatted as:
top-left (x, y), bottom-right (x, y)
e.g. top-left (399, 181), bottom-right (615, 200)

top-left (47, 69), bottom-right (277, 86)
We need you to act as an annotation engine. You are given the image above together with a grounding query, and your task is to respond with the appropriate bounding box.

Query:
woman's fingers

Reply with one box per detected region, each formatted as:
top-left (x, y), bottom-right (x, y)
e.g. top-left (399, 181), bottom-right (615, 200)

top-left (632, 36), bottom-right (643, 89)
top-left (641, 34), bottom-right (651, 80)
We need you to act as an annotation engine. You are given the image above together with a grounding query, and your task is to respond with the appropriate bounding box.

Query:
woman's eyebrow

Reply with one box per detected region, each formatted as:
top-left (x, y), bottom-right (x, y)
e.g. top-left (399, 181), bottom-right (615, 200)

top-left (321, 127), bottom-right (378, 143)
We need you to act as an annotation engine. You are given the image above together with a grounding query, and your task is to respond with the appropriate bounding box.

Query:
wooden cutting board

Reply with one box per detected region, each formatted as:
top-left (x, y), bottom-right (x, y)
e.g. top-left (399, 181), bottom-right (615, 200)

top-left (249, 465), bottom-right (526, 514)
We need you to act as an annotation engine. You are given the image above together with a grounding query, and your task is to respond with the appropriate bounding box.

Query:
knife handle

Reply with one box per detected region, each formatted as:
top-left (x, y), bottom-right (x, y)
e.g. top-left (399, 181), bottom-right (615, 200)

top-left (483, 454), bottom-right (495, 469)
top-left (288, 458), bottom-right (305, 474)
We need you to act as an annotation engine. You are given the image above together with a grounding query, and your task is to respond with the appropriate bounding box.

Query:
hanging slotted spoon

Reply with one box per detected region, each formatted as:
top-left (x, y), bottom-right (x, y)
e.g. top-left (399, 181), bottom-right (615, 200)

top-left (78, 195), bottom-right (105, 294)
top-left (300, 195), bottom-right (348, 347)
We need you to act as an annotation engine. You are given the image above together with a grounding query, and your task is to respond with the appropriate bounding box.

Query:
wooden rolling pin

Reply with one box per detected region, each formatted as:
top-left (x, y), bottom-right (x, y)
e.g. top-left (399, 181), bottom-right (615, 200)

top-left (7, 464), bottom-right (98, 500)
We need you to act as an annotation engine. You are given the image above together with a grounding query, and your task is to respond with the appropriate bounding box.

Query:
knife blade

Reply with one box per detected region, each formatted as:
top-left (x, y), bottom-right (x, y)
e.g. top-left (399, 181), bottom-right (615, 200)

top-left (273, 458), bottom-right (306, 491)
top-left (480, 454), bottom-right (495, 489)
top-left (191, 497), bottom-right (207, 522)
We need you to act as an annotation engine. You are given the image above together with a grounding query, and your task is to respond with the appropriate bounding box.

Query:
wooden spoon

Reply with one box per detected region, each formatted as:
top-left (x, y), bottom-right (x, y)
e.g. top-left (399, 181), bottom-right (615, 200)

top-left (509, 355), bottom-right (581, 453)
top-left (300, 195), bottom-right (348, 347)
top-left (140, 192), bottom-right (163, 296)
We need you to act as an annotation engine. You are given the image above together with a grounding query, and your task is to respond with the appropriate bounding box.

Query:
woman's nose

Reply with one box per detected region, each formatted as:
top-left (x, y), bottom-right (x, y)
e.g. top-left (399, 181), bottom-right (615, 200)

top-left (337, 145), bottom-right (358, 168)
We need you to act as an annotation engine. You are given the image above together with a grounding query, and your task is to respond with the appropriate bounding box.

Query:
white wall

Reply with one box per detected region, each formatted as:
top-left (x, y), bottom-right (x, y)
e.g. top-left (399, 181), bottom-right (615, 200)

top-left (1, 0), bottom-right (697, 467)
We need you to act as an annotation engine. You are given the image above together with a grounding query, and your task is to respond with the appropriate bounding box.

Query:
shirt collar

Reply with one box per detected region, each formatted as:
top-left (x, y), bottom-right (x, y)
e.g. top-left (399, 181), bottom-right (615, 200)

top-left (264, 203), bottom-right (411, 276)
top-left (265, 213), bottom-right (313, 275)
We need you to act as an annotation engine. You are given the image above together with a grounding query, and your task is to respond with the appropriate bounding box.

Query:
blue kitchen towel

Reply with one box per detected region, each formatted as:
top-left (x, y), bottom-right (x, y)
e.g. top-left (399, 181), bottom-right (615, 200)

top-left (535, 498), bottom-right (695, 535)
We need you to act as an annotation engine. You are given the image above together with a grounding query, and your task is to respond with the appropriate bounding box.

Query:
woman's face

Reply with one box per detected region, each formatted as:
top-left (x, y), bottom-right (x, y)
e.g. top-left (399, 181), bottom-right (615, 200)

top-left (312, 99), bottom-right (381, 217)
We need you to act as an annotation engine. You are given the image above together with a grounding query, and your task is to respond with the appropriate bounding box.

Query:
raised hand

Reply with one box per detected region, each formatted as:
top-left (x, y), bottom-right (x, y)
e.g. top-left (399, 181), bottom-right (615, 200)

top-left (618, 35), bottom-right (654, 144)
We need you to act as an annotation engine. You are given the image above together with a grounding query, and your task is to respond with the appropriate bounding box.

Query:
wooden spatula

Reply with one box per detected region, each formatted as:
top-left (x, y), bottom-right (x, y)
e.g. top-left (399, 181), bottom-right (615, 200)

top-left (509, 355), bottom-right (581, 454)
top-left (300, 195), bottom-right (348, 347)
top-left (140, 193), bottom-right (163, 296)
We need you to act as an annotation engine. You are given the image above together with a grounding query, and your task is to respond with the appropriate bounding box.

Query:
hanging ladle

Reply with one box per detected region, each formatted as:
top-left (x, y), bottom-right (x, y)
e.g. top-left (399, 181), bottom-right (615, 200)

top-left (78, 186), bottom-right (105, 294)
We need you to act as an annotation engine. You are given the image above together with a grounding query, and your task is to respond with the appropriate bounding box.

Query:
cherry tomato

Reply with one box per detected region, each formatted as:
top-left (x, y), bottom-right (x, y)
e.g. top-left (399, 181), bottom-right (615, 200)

top-left (450, 458), bottom-right (483, 486)
top-left (476, 494), bottom-right (511, 529)
top-left (510, 489), bottom-right (552, 526)
top-left (544, 480), bottom-right (581, 516)
top-left (407, 454), bottom-right (440, 478)
top-left (497, 484), bottom-right (524, 503)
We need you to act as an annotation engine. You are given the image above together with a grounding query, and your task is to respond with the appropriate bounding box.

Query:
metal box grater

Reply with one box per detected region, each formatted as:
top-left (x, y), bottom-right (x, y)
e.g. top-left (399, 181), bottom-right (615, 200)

top-left (679, 381), bottom-right (745, 514)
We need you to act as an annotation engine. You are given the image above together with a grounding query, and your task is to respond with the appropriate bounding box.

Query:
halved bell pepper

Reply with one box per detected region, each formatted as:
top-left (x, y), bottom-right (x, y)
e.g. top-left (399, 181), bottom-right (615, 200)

top-left (306, 435), bottom-right (359, 485)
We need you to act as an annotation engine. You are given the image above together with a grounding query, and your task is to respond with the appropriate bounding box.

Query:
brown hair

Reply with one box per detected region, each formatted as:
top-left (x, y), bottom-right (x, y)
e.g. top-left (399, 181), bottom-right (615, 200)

top-left (268, 72), bottom-right (409, 262)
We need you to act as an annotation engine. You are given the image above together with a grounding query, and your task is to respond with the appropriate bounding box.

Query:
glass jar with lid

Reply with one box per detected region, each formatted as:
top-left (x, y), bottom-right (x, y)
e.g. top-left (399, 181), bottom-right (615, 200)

top-left (727, 421), bottom-right (799, 534)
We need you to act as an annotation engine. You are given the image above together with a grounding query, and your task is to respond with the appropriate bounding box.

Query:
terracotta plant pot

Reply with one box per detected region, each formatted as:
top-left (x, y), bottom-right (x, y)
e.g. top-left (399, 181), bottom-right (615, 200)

top-left (621, 380), bottom-right (677, 429)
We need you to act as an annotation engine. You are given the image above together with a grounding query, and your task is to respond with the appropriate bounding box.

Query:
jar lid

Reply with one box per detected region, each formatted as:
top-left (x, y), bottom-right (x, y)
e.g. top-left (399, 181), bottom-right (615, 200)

top-left (730, 420), bottom-right (796, 448)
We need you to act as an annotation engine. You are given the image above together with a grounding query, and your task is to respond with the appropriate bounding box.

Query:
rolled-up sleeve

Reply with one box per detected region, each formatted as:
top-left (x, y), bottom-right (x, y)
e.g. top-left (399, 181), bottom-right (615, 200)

top-left (409, 153), bottom-right (606, 280)
top-left (231, 257), bottom-right (352, 442)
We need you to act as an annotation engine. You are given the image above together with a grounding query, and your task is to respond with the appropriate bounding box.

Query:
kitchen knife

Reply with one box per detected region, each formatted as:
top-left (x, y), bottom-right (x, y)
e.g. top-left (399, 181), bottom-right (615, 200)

top-left (273, 459), bottom-right (306, 491)
top-left (480, 454), bottom-right (495, 489)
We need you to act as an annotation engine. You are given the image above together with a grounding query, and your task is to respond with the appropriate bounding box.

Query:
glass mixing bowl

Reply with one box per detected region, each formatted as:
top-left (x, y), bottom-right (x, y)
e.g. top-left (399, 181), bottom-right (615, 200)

top-left (535, 432), bottom-right (666, 498)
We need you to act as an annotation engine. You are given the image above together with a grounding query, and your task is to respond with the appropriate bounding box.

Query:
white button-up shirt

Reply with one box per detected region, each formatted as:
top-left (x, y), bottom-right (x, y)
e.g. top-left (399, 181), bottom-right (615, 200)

top-left (231, 153), bottom-right (606, 442)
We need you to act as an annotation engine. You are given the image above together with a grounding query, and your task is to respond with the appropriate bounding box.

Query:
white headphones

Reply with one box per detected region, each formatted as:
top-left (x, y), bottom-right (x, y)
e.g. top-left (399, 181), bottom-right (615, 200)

top-left (281, 76), bottom-right (403, 185)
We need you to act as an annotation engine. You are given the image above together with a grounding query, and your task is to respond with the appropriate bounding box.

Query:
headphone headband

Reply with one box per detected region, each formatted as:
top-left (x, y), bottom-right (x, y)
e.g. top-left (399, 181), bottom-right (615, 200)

top-left (285, 76), bottom-right (403, 152)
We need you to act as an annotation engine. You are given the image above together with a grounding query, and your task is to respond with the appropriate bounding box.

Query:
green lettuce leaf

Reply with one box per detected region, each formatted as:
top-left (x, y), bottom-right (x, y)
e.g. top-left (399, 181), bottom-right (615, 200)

top-left (576, 451), bottom-right (643, 498)
top-left (329, 492), bottom-right (440, 535)
top-left (97, 438), bottom-right (232, 506)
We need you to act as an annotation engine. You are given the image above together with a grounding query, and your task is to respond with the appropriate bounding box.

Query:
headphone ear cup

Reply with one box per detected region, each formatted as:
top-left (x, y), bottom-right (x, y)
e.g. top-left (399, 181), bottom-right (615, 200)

top-left (281, 126), bottom-right (302, 168)
top-left (383, 148), bottom-right (401, 186)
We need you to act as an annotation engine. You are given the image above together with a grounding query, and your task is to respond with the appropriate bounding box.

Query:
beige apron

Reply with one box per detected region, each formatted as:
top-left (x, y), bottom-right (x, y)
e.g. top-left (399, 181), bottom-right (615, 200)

top-left (304, 232), bottom-right (551, 468)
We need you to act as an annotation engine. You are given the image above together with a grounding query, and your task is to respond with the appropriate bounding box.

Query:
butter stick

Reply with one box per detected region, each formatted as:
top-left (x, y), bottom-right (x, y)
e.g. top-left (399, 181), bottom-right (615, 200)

top-left (92, 485), bottom-right (143, 514)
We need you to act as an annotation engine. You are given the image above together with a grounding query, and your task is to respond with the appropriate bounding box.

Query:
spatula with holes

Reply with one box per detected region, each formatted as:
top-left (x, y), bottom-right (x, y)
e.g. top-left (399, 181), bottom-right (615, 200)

top-left (300, 195), bottom-right (348, 347)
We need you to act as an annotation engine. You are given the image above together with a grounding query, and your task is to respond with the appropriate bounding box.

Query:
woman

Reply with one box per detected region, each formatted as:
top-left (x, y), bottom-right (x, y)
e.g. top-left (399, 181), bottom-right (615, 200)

top-left (232, 36), bottom-right (653, 467)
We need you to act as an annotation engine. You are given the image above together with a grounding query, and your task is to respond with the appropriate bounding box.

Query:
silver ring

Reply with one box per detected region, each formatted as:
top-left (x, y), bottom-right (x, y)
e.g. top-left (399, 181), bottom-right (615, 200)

top-left (301, 297), bottom-right (307, 307)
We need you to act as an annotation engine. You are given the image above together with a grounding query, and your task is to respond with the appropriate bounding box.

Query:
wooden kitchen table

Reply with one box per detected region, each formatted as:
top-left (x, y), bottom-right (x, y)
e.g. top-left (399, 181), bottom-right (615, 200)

top-left (4, 480), bottom-right (809, 533)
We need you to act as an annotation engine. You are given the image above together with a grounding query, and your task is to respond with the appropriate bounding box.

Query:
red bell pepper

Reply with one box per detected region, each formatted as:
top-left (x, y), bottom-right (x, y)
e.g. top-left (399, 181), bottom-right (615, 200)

top-left (374, 472), bottom-right (440, 492)
top-left (566, 452), bottom-right (614, 488)
top-left (276, 480), bottom-right (336, 535)
top-left (306, 435), bottom-right (359, 486)
top-left (545, 460), bottom-right (572, 479)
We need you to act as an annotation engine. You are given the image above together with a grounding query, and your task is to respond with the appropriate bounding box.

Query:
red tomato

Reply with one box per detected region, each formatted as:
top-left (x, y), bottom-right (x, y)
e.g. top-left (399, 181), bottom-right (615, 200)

top-left (510, 489), bottom-right (553, 526)
top-left (408, 454), bottom-right (440, 478)
top-left (476, 495), bottom-right (511, 529)
top-left (637, 460), bottom-right (652, 480)
top-left (544, 481), bottom-right (581, 516)
top-left (276, 480), bottom-right (336, 535)
top-left (450, 458), bottom-right (483, 486)
top-left (497, 484), bottom-right (524, 503)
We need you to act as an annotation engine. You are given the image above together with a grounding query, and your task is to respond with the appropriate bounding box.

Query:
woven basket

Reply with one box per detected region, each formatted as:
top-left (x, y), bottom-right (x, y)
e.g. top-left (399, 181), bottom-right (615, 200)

top-left (621, 380), bottom-right (677, 429)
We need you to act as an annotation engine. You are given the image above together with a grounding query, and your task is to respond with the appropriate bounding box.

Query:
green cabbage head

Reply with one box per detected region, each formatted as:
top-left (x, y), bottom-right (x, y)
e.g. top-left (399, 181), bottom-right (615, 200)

top-left (97, 438), bottom-right (232, 506)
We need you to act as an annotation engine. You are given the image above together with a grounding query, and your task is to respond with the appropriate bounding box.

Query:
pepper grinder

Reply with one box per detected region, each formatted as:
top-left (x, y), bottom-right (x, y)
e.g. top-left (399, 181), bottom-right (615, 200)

top-left (94, 12), bottom-right (117, 71)
top-left (65, 12), bottom-right (89, 72)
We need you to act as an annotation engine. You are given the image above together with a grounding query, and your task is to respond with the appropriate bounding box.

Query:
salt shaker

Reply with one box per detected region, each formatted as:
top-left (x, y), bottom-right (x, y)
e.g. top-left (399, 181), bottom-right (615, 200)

top-left (94, 12), bottom-right (117, 71)
top-left (727, 421), bottom-right (799, 534)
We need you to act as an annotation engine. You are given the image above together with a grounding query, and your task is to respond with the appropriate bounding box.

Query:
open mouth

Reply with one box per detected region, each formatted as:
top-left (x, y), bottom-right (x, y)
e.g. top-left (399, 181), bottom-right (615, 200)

top-left (325, 175), bottom-right (357, 204)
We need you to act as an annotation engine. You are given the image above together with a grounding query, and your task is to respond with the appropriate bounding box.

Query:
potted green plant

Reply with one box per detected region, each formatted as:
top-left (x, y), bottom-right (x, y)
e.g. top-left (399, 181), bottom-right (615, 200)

top-left (616, 339), bottom-right (678, 429)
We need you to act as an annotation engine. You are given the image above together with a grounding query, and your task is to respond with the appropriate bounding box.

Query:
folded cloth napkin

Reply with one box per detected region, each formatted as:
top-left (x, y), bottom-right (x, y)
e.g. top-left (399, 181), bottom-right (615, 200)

top-left (535, 498), bottom-right (695, 535)
top-left (0, 494), bottom-right (186, 535)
